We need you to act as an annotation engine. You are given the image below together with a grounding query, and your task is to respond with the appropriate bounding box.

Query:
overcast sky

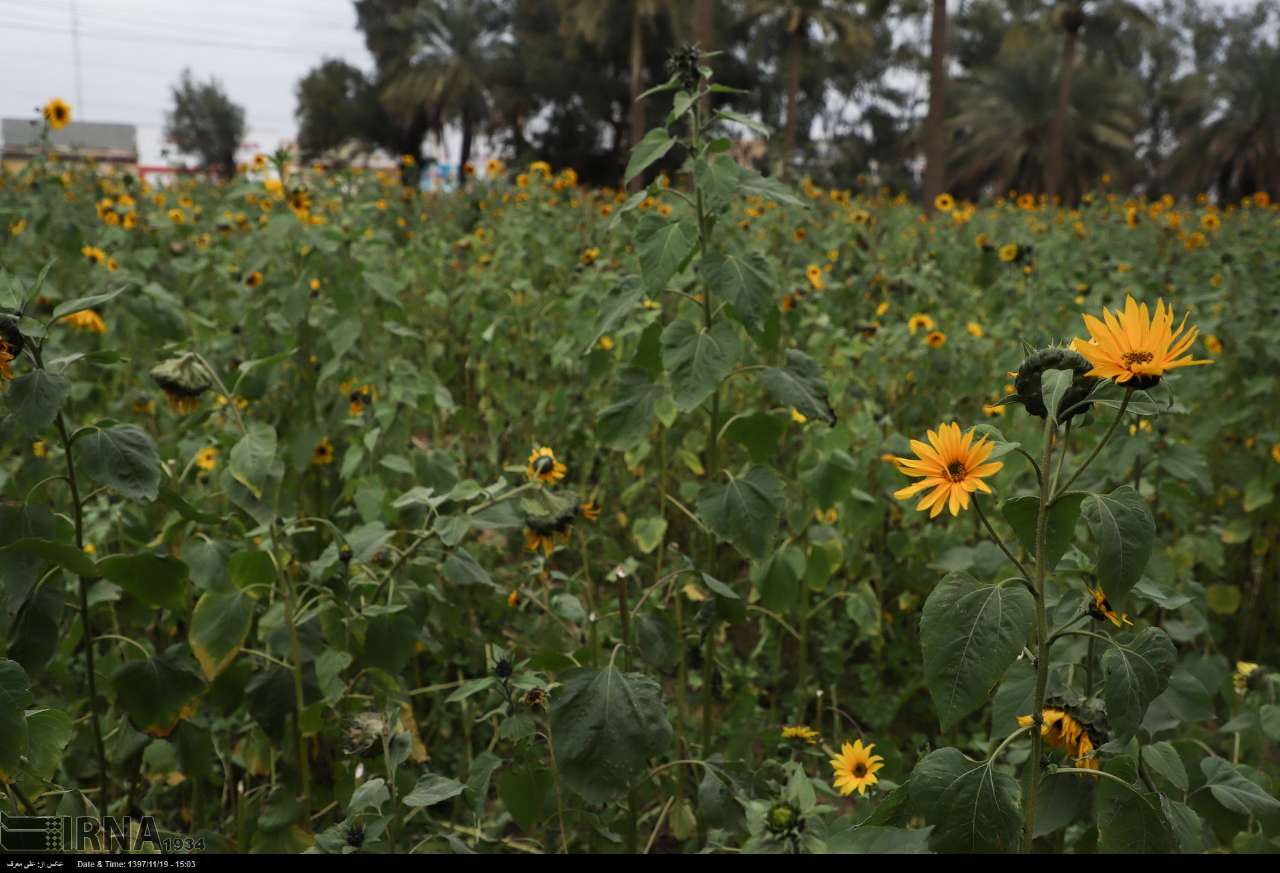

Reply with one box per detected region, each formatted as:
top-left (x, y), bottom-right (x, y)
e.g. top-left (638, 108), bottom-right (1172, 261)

top-left (0, 0), bottom-right (1265, 167)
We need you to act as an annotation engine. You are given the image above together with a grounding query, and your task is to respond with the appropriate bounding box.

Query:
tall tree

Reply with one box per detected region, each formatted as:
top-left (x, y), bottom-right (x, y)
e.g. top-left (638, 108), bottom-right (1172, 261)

top-left (1044, 0), bottom-right (1151, 200)
top-left (163, 69), bottom-right (246, 178)
top-left (922, 0), bottom-right (949, 209)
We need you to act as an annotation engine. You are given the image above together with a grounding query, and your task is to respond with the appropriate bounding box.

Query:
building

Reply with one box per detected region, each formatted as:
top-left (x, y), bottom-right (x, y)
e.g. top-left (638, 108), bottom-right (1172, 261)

top-left (1, 118), bottom-right (139, 174)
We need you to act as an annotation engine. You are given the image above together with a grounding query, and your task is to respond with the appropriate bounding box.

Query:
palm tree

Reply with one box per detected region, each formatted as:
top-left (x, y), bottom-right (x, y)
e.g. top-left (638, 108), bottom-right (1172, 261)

top-left (948, 44), bottom-right (1140, 201)
top-left (922, 0), bottom-right (949, 210)
top-left (742, 0), bottom-right (872, 176)
top-left (1044, 0), bottom-right (1151, 200)
top-left (1163, 39), bottom-right (1280, 200)
top-left (383, 0), bottom-right (510, 187)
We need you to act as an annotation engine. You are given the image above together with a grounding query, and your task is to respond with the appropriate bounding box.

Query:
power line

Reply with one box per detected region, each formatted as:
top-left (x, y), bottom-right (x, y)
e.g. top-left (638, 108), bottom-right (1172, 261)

top-left (1, 19), bottom-right (362, 57)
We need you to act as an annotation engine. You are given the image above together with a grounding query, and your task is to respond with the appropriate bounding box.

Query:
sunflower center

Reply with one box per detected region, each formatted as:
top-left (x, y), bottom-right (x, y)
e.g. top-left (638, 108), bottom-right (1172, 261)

top-left (852, 763), bottom-right (867, 778)
top-left (945, 461), bottom-right (968, 482)
top-left (1122, 350), bottom-right (1154, 366)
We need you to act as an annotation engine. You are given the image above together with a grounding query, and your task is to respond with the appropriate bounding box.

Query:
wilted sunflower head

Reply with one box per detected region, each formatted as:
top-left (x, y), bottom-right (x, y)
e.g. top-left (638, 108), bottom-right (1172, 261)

top-left (343, 712), bottom-right (387, 756)
top-left (665, 43), bottom-right (705, 92)
top-left (150, 353), bottom-right (212, 414)
top-left (1008, 345), bottom-right (1099, 422)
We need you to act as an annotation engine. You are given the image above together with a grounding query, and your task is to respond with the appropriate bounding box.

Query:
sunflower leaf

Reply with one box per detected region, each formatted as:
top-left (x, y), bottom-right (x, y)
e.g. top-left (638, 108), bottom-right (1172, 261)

top-left (597, 367), bottom-right (663, 451)
top-left (1101, 627), bottom-right (1176, 741)
top-left (550, 665), bottom-right (673, 804)
top-left (637, 218), bottom-right (697, 292)
top-left (999, 493), bottom-right (1086, 571)
top-left (909, 747), bottom-right (1021, 852)
top-left (1081, 485), bottom-right (1155, 606)
top-left (660, 318), bottom-right (740, 411)
top-left (699, 248), bottom-right (775, 332)
top-left (623, 128), bottom-right (675, 184)
top-left (695, 466), bottom-right (784, 559)
top-left (920, 573), bottom-right (1035, 731)
top-left (761, 349), bottom-right (836, 426)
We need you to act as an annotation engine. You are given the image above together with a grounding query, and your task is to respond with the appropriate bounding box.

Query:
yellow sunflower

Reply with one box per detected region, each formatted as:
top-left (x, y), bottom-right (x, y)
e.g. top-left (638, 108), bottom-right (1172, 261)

top-left (934, 193), bottom-right (955, 212)
top-left (924, 330), bottom-right (947, 349)
top-left (61, 309), bottom-right (108, 334)
top-left (1233, 661), bottom-right (1261, 695)
top-left (998, 243), bottom-right (1019, 262)
top-left (1087, 584), bottom-right (1132, 628)
top-left (890, 422), bottom-right (1003, 518)
top-left (1071, 295), bottom-right (1212, 388)
top-left (0, 338), bottom-right (15, 382)
top-left (245, 271), bottom-right (264, 288)
top-left (1017, 707), bottom-right (1100, 770)
top-left (195, 446), bottom-right (219, 472)
top-left (830, 739), bottom-right (885, 797)
top-left (781, 725), bottom-right (820, 744)
top-left (907, 313), bottom-right (934, 335)
top-left (43, 98), bottom-right (72, 130)
top-left (526, 446), bottom-right (567, 484)
top-left (805, 264), bottom-right (825, 291)
top-left (313, 437), bottom-right (336, 466)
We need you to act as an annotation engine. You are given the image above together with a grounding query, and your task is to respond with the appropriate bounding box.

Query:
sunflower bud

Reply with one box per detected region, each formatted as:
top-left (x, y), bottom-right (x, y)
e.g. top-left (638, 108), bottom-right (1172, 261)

top-left (765, 801), bottom-right (803, 836)
top-left (1008, 346), bottom-right (1098, 422)
top-left (665, 44), bottom-right (705, 92)
top-left (150, 353), bottom-right (213, 414)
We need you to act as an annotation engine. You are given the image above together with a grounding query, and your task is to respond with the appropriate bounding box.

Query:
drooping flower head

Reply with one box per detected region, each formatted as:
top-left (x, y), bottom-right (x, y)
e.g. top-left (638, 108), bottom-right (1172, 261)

top-left (781, 725), bottom-right (820, 745)
top-left (150, 354), bottom-right (212, 414)
top-left (1017, 703), bottom-right (1105, 770)
top-left (890, 423), bottom-right (1003, 518)
top-left (830, 739), bottom-right (885, 797)
top-left (61, 309), bottom-right (108, 334)
top-left (1071, 295), bottom-right (1212, 389)
top-left (1087, 584), bottom-right (1132, 628)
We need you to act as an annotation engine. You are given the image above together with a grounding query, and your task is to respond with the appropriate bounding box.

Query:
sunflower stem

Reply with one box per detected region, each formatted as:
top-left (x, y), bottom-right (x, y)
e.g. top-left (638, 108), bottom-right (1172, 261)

top-left (1024, 416), bottom-right (1057, 852)
top-left (974, 497), bottom-right (1034, 587)
top-left (1053, 388), bottom-right (1132, 502)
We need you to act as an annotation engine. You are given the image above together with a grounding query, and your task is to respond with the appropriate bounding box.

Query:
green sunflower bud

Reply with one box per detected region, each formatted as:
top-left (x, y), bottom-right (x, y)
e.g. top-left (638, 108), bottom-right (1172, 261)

top-left (765, 801), bottom-right (802, 835)
top-left (1009, 346), bottom-right (1098, 422)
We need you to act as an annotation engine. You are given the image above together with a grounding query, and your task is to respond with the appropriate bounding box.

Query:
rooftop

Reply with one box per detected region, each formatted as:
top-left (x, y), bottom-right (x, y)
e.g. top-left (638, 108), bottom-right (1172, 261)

top-left (2, 118), bottom-right (139, 160)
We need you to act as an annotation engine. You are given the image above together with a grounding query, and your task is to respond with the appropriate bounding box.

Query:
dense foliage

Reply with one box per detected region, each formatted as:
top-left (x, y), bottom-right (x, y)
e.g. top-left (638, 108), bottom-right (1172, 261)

top-left (1, 74), bottom-right (1279, 853)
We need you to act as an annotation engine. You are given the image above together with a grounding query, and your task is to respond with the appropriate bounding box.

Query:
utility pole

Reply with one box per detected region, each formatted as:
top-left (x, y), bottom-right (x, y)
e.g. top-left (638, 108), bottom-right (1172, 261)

top-left (71, 0), bottom-right (85, 113)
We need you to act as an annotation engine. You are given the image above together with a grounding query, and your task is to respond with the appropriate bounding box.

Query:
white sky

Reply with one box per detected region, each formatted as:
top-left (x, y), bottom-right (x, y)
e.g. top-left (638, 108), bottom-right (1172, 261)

top-left (0, 0), bottom-right (1267, 167)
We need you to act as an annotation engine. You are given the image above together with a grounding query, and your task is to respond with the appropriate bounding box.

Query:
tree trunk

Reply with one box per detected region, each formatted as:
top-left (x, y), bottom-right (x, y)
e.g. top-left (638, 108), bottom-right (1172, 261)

top-left (922, 0), bottom-right (949, 212)
top-left (458, 111), bottom-right (474, 190)
top-left (1045, 27), bottom-right (1079, 202)
top-left (694, 0), bottom-right (715, 119)
top-left (628, 1), bottom-right (646, 191)
top-left (782, 20), bottom-right (804, 178)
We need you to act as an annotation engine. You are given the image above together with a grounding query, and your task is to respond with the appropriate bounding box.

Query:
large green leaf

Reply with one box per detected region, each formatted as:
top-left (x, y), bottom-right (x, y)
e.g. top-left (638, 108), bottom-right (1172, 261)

top-left (920, 573), bottom-right (1035, 730)
top-left (910, 747), bottom-right (1021, 852)
top-left (597, 368), bottom-right (663, 451)
top-left (624, 128), bottom-right (675, 184)
top-left (1082, 485), bottom-right (1155, 605)
top-left (824, 824), bottom-right (934, 854)
top-left (1201, 757), bottom-right (1280, 817)
top-left (0, 659), bottom-right (33, 778)
top-left (0, 537), bottom-right (96, 578)
top-left (4, 370), bottom-right (69, 435)
top-left (228, 422), bottom-right (278, 500)
top-left (189, 589), bottom-right (254, 679)
top-left (112, 649), bottom-right (205, 738)
top-left (550, 665), bottom-right (673, 804)
top-left (1000, 493), bottom-right (1087, 571)
top-left (637, 219), bottom-right (696, 292)
top-left (660, 318), bottom-right (740, 411)
top-left (14, 707), bottom-right (73, 786)
top-left (761, 350), bottom-right (836, 426)
top-left (78, 424), bottom-right (162, 501)
top-left (1095, 760), bottom-right (1173, 853)
top-left (403, 773), bottom-right (467, 808)
top-left (696, 466), bottom-right (784, 559)
top-left (1101, 627), bottom-right (1176, 740)
top-left (699, 249), bottom-right (775, 332)
top-left (96, 553), bottom-right (190, 612)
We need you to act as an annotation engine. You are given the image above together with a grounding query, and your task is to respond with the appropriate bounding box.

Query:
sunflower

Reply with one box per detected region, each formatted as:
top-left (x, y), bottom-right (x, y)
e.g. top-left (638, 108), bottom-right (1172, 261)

top-left (0, 338), bottom-right (14, 382)
top-left (966, 321), bottom-right (984, 338)
top-left (313, 437), bottom-right (336, 466)
top-left (998, 243), bottom-right (1019, 262)
top-left (82, 245), bottom-right (106, 266)
top-left (526, 446), bottom-right (566, 484)
top-left (805, 264), bottom-right (825, 291)
top-left (924, 330), bottom-right (947, 349)
top-left (890, 422), bottom-right (1003, 518)
top-left (907, 313), bottom-right (934, 335)
top-left (1233, 661), bottom-right (1262, 695)
top-left (245, 271), bottom-right (264, 288)
top-left (578, 501), bottom-right (600, 522)
top-left (1017, 706), bottom-right (1101, 770)
top-left (581, 247), bottom-right (600, 266)
top-left (830, 739), bottom-right (885, 797)
top-left (167, 208), bottom-right (185, 224)
top-left (43, 98), bottom-right (71, 130)
top-left (1070, 295), bottom-right (1212, 389)
top-left (486, 158), bottom-right (504, 176)
top-left (1201, 213), bottom-right (1221, 231)
top-left (781, 725), bottom-right (819, 745)
top-left (793, 227), bottom-right (807, 242)
top-left (62, 309), bottom-right (108, 334)
top-left (934, 193), bottom-right (955, 212)
top-left (1087, 584), bottom-right (1132, 628)
top-left (195, 446), bottom-right (220, 472)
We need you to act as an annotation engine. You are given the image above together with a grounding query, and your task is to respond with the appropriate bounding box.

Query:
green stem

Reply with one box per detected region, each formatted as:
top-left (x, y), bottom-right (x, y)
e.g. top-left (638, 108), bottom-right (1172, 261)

top-left (1053, 389), bottom-right (1132, 502)
top-left (1023, 417), bottom-right (1056, 852)
top-left (974, 496), bottom-right (1034, 585)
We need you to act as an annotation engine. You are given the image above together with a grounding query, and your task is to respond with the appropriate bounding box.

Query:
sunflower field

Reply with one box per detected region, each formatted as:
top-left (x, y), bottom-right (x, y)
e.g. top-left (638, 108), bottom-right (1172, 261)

top-left (2, 73), bottom-right (1280, 857)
